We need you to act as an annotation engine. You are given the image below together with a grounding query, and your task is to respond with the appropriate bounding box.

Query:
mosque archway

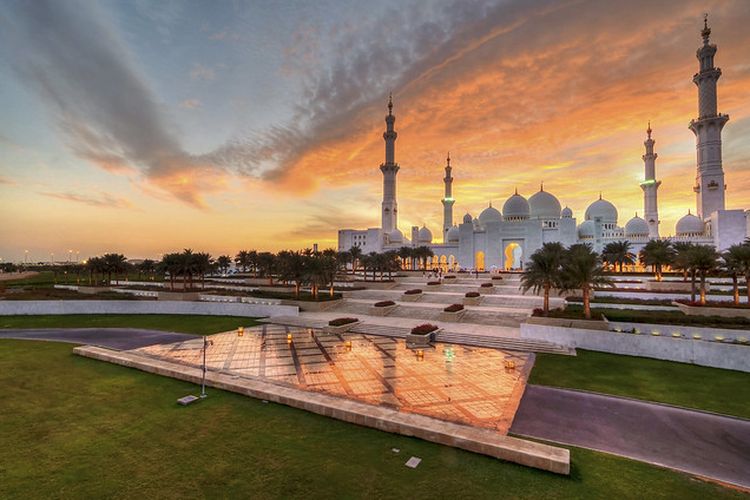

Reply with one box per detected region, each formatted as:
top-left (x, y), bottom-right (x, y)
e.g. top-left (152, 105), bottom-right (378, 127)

top-left (439, 255), bottom-right (448, 272)
top-left (448, 255), bottom-right (456, 271)
top-left (475, 251), bottom-right (485, 271)
top-left (504, 243), bottom-right (523, 270)
top-left (431, 255), bottom-right (439, 270)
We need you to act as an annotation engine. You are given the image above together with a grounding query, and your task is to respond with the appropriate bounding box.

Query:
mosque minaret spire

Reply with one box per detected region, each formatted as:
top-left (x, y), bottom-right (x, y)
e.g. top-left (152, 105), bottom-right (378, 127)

top-left (640, 122), bottom-right (661, 237)
top-left (380, 93), bottom-right (400, 232)
top-left (689, 14), bottom-right (729, 219)
top-left (441, 152), bottom-right (455, 242)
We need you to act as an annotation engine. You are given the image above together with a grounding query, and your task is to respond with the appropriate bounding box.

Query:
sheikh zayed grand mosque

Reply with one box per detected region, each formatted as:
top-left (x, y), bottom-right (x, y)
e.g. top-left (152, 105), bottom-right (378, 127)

top-left (338, 20), bottom-right (749, 271)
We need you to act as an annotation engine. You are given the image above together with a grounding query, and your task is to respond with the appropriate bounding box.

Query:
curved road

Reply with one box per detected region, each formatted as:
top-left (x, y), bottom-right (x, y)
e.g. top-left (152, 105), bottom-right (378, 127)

top-left (512, 385), bottom-right (750, 489)
top-left (0, 328), bottom-right (193, 350)
top-left (2, 328), bottom-right (749, 489)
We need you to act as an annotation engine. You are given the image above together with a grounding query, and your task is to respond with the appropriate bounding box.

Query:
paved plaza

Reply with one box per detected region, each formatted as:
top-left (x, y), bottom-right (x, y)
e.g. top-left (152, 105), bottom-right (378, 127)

top-left (135, 324), bottom-right (532, 433)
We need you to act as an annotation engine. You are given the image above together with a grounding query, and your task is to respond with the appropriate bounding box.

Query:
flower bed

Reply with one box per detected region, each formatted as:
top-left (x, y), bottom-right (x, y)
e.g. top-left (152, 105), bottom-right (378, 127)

top-left (444, 303), bottom-right (464, 312)
top-left (404, 289), bottom-right (423, 295)
top-left (411, 323), bottom-right (439, 335)
top-left (427, 281), bottom-right (441, 286)
top-left (439, 303), bottom-right (466, 322)
top-left (374, 300), bottom-right (396, 307)
top-left (328, 317), bottom-right (359, 326)
top-left (465, 292), bottom-right (480, 298)
top-left (402, 289), bottom-right (423, 302)
top-left (406, 323), bottom-right (439, 346)
top-left (464, 292), bottom-right (482, 306)
top-left (480, 282), bottom-right (494, 288)
top-left (674, 301), bottom-right (750, 320)
top-left (444, 275), bottom-right (457, 279)
top-left (491, 275), bottom-right (504, 280)
top-left (370, 300), bottom-right (397, 317)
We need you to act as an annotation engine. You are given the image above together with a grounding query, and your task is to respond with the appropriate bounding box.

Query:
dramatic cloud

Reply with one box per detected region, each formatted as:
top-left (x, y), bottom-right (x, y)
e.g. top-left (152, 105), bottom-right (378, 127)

top-left (0, 175), bottom-right (15, 186)
top-left (2, 0), bottom-right (225, 207)
top-left (39, 191), bottom-right (132, 209)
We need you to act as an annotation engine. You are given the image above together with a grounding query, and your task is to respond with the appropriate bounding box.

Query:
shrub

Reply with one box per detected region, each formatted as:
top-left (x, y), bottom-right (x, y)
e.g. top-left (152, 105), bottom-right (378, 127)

top-left (465, 292), bottom-right (480, 298)
top-left (675, 299), bottom-right (750, 309)
top-left (491, 275), bottom-right (504, 280)
top-left (374, 300), bottom-right (396, 307)
top-left (328, 317), bottom-right (358, 327)
top-left (532, 308), bottom-right (544, 316)
top-left (480, 282), bottom-right (493, 288)
top-left (404, 289), bottom-right (423, 295)
top-left (444, 303), bottom-right (464, 312)
top-left (411, 323), bottom-right (438, 335)
top-left (427, 281), bottom-right (441, 285)
top-left (444, 275), bottom-right (457, 279)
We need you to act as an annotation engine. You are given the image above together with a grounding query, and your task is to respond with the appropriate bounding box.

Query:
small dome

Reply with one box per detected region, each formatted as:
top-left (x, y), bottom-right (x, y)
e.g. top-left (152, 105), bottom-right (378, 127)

top-left (578, 220), bottom-right (595, 238)
top-left (418, 225), bottom-right (433, 243)
top-left (478, 203), bottom-right (502, 225)
top-left (585, 195), bottom-right (618, 224)
top-left (625, 214), bottom-right (649, 236)
top-left (388, 228), bottom-right (403, 243)
top-left (446, 225), bottom-right (459, 243)
top-left (462, 212), bottom-right (473, 224)
top-left (529, 187), bottom-right (561, 219)
top-left (676, 211), bottom-right (704, 236)
top-left (503, 190), bottom-right (530, 220)
top-left (561, 206), bottom-right (573, 218)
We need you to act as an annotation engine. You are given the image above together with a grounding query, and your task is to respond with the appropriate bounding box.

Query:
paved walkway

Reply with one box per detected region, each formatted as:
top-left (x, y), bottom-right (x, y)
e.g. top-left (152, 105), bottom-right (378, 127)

top-left (0, 328), bottom-right (194, 350)
top-left (511, 385), bottom-right (750, 489)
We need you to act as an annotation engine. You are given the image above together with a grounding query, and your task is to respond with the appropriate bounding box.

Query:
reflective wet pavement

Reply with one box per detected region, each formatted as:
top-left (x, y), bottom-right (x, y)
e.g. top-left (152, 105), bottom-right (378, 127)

top-left (136, 324), bottom-right (532, 433)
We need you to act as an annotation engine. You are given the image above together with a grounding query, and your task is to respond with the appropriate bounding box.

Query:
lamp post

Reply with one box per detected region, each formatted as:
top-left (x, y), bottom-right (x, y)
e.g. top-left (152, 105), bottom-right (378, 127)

top-left (200, 336), bottom-right (213, 398)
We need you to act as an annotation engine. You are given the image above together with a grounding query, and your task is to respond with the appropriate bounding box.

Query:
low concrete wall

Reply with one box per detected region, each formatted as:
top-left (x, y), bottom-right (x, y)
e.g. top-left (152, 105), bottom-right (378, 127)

top-left (607, 321), bottom-right (749, 342)
top-left (521, 323), bottom-right (750, 372)
top-left (675, 302), bottom-right (750, 319)
top-left (0, 300), bottom-right (298, 318)
top-left (646, 280), bottom-right (710, 293)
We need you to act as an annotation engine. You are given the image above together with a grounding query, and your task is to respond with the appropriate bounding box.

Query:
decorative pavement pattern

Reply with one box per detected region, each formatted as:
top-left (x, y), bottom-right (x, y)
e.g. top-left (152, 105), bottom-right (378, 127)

top-left (135, 324), bottom-right (532, 433)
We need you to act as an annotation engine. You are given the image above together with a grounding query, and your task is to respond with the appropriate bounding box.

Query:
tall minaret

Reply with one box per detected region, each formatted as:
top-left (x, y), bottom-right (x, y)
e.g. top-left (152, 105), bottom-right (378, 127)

top-left (380, 93), bottom-right (399, 232)
top-left (640, 123), bottom-right (661, 238)
top-left (441, 152), bottom-right (455, 242)
top-left (689, 15), bottom-right (729, 219)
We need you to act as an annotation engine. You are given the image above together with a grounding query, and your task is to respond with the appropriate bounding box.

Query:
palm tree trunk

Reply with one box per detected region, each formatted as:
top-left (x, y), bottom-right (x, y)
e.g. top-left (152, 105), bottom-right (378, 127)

top-left (583, 286), bottom-right (591, 320)
top-left (746, 272), bottom-right (750, 304)
top-left (543, 284), bottom-right (550, 315)
top-left (690, 270), bottom-right (697, 303)
top-left (699, 272), bottom-right (706, 305)
top-left (732, 274), bottom-right (739, 305)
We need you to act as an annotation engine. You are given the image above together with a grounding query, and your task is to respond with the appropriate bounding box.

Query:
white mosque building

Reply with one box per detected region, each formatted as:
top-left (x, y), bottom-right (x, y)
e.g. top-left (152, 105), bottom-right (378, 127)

top-left (338, 19), bottom-right (749, 271)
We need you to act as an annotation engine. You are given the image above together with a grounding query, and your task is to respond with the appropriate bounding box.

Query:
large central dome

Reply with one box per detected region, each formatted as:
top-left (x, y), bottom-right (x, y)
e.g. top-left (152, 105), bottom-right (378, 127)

top-left (503, 190), bottom-right (530, 220)
top-left (529, 187), bottom-right (561, 219)
top-left (585, 195), bottom-right (618, 224)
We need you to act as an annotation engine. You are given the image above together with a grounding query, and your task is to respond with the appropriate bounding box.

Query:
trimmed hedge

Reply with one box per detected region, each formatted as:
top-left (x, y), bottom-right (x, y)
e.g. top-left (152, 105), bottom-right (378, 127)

top-left (491, 276), bottom-right (504, 280)
top-left (328, 317), bottom-right (358, 327)
top-left (480, 282), bottom-right (494, 288)
top-left (444, 303), bottom-right (465, 312)
top-left (427, 281), bottom-right (441, 285)
top-left (465, 292), bottom-right (480, 298)
top-left (411, 323), bottom-right (438, 335)
top-left (373, 300), bottom-right (396, 307)
top-left (444, 275), bottom-right (457, 279)
top-left (404, 289), bottom-right (423, 295)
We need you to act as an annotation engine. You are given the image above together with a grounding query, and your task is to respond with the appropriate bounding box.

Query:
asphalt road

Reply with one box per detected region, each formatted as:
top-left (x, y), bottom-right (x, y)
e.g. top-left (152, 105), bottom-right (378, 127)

top-left (0, 328), bottom-right (193, 350)
top-left (511, 384), bottom-right (750, 489)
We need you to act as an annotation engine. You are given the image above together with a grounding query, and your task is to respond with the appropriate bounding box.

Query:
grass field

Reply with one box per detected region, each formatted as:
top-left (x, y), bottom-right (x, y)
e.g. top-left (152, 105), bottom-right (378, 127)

top-left (0, 314), bottom-right (259, 335)
top-left (0, 339), bottom-right (743, 499)
top-left (531, 349), bottom-right (750, 419)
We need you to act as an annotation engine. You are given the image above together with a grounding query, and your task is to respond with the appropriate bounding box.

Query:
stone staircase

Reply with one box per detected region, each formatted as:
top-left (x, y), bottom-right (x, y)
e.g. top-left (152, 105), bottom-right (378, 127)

top-left (261, 316), bottom-right (573, 355)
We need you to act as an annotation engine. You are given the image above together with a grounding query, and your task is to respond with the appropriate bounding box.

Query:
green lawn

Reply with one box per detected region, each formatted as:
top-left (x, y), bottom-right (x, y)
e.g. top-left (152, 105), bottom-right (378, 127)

top-left (0, 340), bottom-right (742, 499)
top-left (0, 314), bottom-right (259, 335)
top-left (531, 349), bottom-right (750, 419)
top-left (1, 270), bottom-right (162, 288)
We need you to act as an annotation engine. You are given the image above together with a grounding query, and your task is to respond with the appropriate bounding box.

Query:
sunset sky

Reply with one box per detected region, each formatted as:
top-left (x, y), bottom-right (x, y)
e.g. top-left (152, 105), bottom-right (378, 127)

top-left (1, 0), bottom-right (749, 262)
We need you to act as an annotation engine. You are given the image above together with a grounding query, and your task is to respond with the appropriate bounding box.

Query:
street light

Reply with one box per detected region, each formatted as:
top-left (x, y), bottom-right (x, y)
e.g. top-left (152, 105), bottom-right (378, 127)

top-left (201, 336), bottom-right (214, 398)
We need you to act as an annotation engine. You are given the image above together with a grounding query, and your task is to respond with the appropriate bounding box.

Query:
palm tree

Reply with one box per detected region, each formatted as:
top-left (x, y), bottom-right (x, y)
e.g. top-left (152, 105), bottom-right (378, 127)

top-left (348, 246), bottom-right (362, 275)
top-left (193, 252), bottom-right (214, 289)
top-left (102, 253), bottom-right (127, 284)
top-left (177, 249), bottom-right (197, 289)
top-left (383, 251), bottom-right (400, 279)
top-left (414, 246), bottom-right (434, 271)
top-left (235, 250), bottom-right (251, 273)
top-left (602, 240), bottom-right (635, 273)
top-left (723, 243), bottom-right (750, 304)
top-left (256, 252), bottom-right (277, 285)
top-left (560, 244), bottom-right (613, 319)
top-left (687, 245), bottom-right (719, 305)
top-left (277, 250), bottom-right (306, 297)
top-left (520, 243), bottom-right (564, 315)
top-left (397, 246), bottom-right (413, 270)
top-left (639, 240), bottom-right (675, 281)
top-left (336, 251), bottom-right (352, 274)
top-left (672, 242), bottom-right (696, 282)
top-left (159, 252), bottom-right (182, 291)
top-left (216, 255), bottom-right (232, 275)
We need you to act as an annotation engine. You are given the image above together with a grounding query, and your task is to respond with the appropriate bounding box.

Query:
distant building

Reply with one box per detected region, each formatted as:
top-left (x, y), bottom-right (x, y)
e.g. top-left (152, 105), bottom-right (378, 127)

top-left (338, 18), bottom-right (747, 270)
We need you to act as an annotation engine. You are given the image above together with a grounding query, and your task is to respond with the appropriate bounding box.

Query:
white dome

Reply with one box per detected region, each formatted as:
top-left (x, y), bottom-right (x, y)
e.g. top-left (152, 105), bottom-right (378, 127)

top-left (585, 196), bottom-right (618, 224)
top-left (388, 228), bottom-right (403, 243)
top-left (528, 188), bottom-right (561, 219)
top-left (462, 212), bottom-right (473, 224)
top-left (625, 214), bottom-right (649, 236)
top-left (478, 203), bottom-right (502, 225)
top-left (561, 206), bottom-right (573, 218)
top-left (446, 225), bottom-right (459, 243)
top-left (578, 220), bottom-right (595, 238)
top-left (676, 212), bottom-right (704, 236)
top-left (502, 191), bottom-right (530, 219)
top-left (418, 225), bottom-right (433, 243)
